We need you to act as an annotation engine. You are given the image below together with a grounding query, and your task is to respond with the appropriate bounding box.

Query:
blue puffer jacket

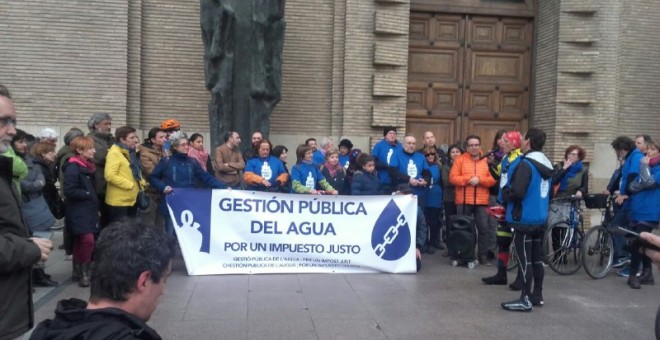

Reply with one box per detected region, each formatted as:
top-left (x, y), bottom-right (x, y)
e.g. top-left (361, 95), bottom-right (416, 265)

top-left (149, 152), bottom-right (225, 215)
top-left (351, 170), bottom-right (380, 195)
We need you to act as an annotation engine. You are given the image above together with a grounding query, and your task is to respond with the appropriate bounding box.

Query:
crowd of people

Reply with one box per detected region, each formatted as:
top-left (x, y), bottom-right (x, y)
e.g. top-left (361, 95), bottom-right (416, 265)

top-left (3, 81), bottom-right (660, 338)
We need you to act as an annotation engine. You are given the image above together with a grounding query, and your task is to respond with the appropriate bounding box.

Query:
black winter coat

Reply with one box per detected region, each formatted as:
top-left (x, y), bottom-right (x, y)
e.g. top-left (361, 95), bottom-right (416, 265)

top-left (30, 298), bottom-right (162, 340)
top-left (33, 157), bottom-right (61, 214)
top-left (321, 165), bottom-right (349, 195)
top-left (0, 155), bottom-right (42, 340)
top-left (63, 161), bottom-right (100, 235)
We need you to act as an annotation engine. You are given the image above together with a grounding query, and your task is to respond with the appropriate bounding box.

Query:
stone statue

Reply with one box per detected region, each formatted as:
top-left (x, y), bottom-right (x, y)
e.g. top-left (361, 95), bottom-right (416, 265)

top-left (200, 0), bottom-right (286, 151)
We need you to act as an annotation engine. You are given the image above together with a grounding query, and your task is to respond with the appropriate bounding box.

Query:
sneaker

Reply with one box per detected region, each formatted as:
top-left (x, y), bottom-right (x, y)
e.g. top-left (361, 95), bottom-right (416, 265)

top-left (617, 267), bottom-right (630, 277)
top-left (501, 295), bottom-right (533, 312)
top-left (617, 267), bottom-right (642, 278)
top-left (65, 255), bottom-right (73, 261)
top-left (50, 219), bottom-right (65, 231)
top-left (612, 257), bottom-right (631, 269)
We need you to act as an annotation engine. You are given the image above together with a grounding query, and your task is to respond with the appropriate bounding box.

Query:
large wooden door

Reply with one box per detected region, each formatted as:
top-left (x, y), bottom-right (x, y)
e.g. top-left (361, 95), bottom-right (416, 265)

top-left (407, 13), bottom-right (532, 148)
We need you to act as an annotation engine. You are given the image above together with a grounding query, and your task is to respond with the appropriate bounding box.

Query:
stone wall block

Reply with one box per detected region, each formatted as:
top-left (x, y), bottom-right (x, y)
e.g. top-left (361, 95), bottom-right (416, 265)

top-left (374, 7), bottom-right (409, 35)
top-left (373, 36), bottom-right (408, 66)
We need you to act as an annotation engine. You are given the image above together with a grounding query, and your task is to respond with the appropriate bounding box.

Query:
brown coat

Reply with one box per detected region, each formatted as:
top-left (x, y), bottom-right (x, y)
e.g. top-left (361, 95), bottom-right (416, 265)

top-left (138, 144), bottom-right (163, 194)
top-left (214, 144), bottom-right (245, 187)
top-left (449, 152), bottom-right (496, 205)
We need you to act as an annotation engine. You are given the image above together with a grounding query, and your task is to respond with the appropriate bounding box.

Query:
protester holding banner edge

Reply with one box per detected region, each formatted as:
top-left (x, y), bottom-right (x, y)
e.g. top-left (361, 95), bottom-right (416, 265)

top-left (148, 131), bottom-right (225, 237)
top-left (244, 139), bottom-right (289, 192)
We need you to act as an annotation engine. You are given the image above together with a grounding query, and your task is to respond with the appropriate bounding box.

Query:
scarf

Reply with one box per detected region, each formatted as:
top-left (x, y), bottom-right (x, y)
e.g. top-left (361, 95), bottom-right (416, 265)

top-left (650, 155), bottom-right (660, 168)
top-left (324, 161), bottom-right (342, 177)
top-left (116, 142), bottom-right (142, 181)
top-left (68, 154), bottom-right (96, 172)
top-left (188, 146), bottom-right (209, 171)
top-left (559, 160), bottom-right (583, 192)
top-left (493, 148), bottom-right (506, 163)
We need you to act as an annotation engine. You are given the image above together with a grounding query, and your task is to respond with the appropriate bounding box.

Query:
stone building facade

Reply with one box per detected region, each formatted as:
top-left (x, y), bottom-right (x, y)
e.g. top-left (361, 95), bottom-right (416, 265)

top-left (1, 0), bottom-right (659, 191)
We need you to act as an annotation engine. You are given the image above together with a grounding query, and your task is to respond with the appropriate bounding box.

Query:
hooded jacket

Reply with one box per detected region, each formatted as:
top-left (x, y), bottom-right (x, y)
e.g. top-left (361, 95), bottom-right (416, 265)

top-left (504, 151), bottom-right (554, 226)
top-left (30, 298), bottom-right (161, 340)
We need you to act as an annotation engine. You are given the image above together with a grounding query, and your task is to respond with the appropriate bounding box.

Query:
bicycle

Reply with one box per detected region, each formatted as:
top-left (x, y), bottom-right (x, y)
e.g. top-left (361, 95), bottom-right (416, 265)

top-left (580, 193), bottom-right (615, 279)
top-left (543, 195), bottom-right (584, 275)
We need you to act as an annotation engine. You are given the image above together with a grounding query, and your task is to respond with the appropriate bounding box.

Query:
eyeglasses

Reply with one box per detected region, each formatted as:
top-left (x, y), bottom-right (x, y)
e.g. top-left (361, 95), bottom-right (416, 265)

top-left (467, 144), bottom-right (480, 148)
top-left (425, 153), bottom-right (436, 157)
top-left (0, 116), bottom-right (17, 127)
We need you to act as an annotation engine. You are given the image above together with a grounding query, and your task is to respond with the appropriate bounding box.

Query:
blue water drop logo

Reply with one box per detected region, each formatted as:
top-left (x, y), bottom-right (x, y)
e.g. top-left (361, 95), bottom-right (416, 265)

top-left (371, 199), bottom-right (411, 261)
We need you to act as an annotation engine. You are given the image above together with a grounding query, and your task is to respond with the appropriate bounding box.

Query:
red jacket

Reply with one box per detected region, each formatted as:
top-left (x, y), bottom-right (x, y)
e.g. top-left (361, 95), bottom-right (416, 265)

top-left (449, 152), bottom-right (496, 205)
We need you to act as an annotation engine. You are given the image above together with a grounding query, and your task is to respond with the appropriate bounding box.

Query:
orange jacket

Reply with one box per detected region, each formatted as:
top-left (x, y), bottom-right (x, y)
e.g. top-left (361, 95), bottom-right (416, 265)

top-left (449, 152), bottom-right (496, 205)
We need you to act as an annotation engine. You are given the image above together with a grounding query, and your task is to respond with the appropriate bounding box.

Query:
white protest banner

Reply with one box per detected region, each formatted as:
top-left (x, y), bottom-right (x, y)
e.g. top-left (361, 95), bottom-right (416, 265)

top-left (165, 189), bottom-right (418, 275)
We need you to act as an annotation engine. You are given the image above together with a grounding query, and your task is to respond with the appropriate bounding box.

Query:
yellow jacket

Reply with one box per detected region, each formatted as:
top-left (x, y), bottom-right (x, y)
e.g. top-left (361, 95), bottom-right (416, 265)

top-left (104, 145), bottom-right (145, 206)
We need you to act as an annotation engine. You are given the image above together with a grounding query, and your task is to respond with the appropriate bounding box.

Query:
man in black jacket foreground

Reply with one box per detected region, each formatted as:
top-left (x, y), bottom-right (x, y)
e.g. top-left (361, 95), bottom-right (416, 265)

top-left (0, 86), bottom-right (54, 340)
top-left (30, 221), bottom-right (175, 340)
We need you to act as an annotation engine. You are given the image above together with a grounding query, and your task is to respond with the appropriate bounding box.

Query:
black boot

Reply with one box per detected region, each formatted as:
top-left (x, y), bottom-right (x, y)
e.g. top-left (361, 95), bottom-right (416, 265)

top-left (530, 289), bottom-right (544, 307)
top-left (432, 239), bottom-right (445, 250)
top-left (638, 267), bottom-right (655, 285)
top-left (501, 292), bottom-right (533, 312)
top-left (482, 268), bottom-right (507, 285)
top-left (79, 263), bottom-right (90, 288)
top-left (32, 268), bottom-right (58, 287)
top-left (628, 275), bottom-right (641, 289)
top-left (72, 262), bottom-right (82, 281)
top-left (424, 243), bottom-right (435, 255)
top-left (509, 275), bottom-right (523, 291)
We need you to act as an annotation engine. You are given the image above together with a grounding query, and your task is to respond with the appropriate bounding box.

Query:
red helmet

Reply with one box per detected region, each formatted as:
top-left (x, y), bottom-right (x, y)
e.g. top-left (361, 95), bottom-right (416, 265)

top-left (486, 205), bottom-right (507, 222)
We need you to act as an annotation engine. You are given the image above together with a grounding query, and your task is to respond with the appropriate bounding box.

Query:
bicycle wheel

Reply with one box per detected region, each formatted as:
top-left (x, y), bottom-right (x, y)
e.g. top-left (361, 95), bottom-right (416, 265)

top-left (581, 225), bottom-right (614, 279)
top-left (544, 222), bottom-right (584, 275)
top-left (507, 241), bottom-right (518, 272)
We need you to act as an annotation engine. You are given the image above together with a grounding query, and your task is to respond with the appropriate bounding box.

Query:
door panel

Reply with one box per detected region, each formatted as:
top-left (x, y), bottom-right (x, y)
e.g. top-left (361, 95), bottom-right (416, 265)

top-left (407, 118), bottom-right (459, 147)
top-left (407, 12), bottom-right (532, 145)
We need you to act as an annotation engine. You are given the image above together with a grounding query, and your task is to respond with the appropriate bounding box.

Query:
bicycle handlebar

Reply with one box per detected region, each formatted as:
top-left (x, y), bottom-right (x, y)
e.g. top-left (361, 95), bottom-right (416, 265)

top-left (551, 195), bottom-right (582, 203)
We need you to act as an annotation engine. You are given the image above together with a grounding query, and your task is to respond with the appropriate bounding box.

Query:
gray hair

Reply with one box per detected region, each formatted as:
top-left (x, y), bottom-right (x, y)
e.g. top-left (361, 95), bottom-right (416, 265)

top-left (169, 131), bottom-right (188, 151)
top-left (87, 112), bottom-right (112, 131)
top-left (320, 137), bottom-right (334, 149)
top-left (63, 128), bottom-right (85, 145)
top-left (39, 127), bottom-right (58, 139)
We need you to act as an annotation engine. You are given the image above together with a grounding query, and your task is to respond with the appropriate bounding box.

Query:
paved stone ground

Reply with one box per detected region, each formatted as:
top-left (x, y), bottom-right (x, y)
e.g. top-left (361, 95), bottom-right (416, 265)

top-left (30, 231), bottom-right (660, 340)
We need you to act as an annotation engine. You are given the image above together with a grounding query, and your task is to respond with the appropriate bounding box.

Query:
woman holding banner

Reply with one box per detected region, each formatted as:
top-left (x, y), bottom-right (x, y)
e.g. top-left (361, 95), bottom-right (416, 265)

top-left (148, 131), bottom-right (225, 236)
top-left (244, 139), bottom-right (289, 192)
top-left (291, 144), bottom-right (337, 195)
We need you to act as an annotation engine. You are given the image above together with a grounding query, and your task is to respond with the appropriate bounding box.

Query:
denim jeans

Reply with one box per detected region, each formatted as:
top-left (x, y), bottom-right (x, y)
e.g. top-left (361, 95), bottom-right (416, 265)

top-left (610, 208), bottom-right (631, 260)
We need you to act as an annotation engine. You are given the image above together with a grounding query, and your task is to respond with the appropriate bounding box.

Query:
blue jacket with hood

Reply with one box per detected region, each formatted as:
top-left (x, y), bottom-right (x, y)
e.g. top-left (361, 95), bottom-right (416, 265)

top-left (504, 151), bottom-right (554, 227)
